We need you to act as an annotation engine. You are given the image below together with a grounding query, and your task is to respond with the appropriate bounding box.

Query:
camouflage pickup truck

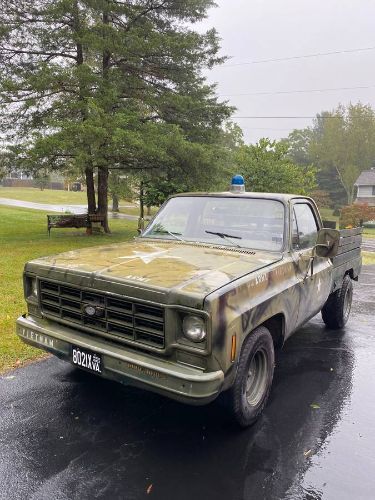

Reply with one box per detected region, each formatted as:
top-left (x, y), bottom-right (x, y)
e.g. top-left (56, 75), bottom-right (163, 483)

top-left (16, 184), bottom-right (362, 426)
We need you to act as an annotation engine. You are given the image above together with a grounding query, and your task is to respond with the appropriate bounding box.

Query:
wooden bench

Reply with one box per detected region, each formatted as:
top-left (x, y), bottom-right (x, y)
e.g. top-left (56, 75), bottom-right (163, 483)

top-left (47, 214), bottom-right (106, 236)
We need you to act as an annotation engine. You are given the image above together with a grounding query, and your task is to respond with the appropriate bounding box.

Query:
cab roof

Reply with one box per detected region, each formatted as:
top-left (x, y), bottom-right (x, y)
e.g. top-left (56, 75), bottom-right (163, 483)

top-left (172, 191), bottom-right (312, 204)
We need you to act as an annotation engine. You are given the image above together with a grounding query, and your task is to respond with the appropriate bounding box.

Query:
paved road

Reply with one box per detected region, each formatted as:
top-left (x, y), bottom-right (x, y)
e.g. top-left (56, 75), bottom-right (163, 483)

top-left (1, 267), bottom-right (375, 500)
top-left (0, 197), bottom-right (138, 220)
top-left (362, 237), bottom-right (375, 252)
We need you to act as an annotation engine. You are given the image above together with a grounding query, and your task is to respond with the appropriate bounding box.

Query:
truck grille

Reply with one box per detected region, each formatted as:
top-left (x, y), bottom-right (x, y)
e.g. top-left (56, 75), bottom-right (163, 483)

top-left (39, 280), bottom-right (165, 349)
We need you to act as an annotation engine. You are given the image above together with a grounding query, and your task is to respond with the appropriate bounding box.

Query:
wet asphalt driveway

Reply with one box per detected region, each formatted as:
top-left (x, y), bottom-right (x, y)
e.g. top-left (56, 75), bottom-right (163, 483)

top-left (1, 267), bottom-right (374, 500)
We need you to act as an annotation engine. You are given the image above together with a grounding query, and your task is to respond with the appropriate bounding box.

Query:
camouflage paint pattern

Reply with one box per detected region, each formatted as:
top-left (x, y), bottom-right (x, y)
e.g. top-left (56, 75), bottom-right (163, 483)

top-left (16, 193), bottom-right (362, 404)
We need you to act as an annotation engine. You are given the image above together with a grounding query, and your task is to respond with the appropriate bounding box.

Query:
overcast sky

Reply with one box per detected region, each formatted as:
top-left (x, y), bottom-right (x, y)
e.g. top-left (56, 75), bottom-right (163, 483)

top-left (202, 0), bottom-right (375, 143)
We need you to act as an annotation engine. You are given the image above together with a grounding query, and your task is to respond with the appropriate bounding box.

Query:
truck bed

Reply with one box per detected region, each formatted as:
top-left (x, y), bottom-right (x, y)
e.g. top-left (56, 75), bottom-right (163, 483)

top-left (331, 227), bottom-right (362, 289)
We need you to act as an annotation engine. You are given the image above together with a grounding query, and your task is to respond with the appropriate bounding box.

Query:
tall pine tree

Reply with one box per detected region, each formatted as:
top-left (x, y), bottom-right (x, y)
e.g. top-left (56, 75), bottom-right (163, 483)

top-left (0, 0), bottom-right (232, 231)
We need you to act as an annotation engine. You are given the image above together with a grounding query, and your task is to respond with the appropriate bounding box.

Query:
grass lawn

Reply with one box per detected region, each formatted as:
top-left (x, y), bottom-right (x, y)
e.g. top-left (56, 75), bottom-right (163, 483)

top-left (0, 186), bottom-right (89, 204)
top-left (0, 205), bottom-right (137, 373)
top-left (363, 227), bottom-right (375, 239)
top-left (320, 208), bottom-right (339, 223)
top-left (362, 251), bottom-right (375, 265)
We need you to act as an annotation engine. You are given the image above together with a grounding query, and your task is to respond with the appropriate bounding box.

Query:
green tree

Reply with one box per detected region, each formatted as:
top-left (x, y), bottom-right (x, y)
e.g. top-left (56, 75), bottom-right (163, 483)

top-left (286, 103), bottom-right (375, 205)
top-left (283, 128), bottom-right (313, 166)
top-left (0, 150), bottom-right (10, 180)
top-left (108, 172), bottom-right (134, 212)
top-left (235, 138), bottom-right (317, 195)
top-left (0, 0), bottom-right (232, 232)
top-left (34, 169), bottom-right (50, 191)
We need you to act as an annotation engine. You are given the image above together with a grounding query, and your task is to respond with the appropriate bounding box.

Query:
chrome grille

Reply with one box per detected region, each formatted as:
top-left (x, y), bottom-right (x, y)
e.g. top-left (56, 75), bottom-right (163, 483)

top-left (39, 280), bottom-right (165, 349)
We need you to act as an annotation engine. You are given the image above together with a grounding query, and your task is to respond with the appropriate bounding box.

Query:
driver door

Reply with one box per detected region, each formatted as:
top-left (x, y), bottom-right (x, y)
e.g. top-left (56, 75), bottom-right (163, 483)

top-left (291, 202), bottom-right (332, 327)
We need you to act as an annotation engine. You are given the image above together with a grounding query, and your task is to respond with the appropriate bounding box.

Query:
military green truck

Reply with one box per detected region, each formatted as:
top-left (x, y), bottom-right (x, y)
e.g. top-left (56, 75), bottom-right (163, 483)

top-left (16, 183), bottom-right (362, 427)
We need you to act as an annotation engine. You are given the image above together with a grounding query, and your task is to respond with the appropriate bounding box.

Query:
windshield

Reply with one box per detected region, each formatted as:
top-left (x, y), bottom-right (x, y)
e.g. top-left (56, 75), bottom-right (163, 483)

top-left (142, 196), bottom-right (285, 251)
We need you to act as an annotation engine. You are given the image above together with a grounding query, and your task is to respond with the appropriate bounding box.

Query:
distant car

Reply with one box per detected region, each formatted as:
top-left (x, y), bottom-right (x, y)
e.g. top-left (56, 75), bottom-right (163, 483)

top-left (17, 181), bottom-right (362, 427)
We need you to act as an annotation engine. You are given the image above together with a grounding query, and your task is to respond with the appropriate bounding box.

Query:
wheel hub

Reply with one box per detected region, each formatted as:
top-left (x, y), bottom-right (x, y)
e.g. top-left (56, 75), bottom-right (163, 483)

top-left (244, 348), bottom-right (268, 406)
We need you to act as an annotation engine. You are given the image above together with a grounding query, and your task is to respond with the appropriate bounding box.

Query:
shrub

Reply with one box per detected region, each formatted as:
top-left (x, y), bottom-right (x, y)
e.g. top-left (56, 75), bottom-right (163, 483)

top-left (339, 203), bottom-right (375, 228)
top-left (310, 190), bottom-right (333, 209)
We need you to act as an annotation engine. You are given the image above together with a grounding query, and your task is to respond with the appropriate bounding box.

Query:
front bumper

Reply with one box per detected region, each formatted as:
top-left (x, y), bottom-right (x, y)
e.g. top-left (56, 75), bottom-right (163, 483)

top-left (16, 315), bottom-right (224, 405)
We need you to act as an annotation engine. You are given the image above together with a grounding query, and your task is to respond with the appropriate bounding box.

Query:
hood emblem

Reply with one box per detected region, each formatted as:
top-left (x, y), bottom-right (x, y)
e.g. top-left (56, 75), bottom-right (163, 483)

top-left (116, 250), bottom-right (182, 265)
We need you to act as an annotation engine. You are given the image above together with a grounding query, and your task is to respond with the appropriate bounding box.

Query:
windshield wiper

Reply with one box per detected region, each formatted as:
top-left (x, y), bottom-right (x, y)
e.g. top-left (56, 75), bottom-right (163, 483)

top-left (205, 230), bottom-right (243, 248)
top-left (151, 230), bottom-right (185, 242)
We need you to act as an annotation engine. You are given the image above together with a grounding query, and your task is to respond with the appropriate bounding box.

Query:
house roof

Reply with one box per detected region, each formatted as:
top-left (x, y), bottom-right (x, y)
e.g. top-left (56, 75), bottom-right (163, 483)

top-left (355, 170), bottom-right (375, 186)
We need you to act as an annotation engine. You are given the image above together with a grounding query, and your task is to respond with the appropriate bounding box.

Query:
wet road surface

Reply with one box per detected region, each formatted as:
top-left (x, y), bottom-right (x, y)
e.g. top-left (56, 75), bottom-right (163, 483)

top-left (1, 267), bottom-right (374, 500)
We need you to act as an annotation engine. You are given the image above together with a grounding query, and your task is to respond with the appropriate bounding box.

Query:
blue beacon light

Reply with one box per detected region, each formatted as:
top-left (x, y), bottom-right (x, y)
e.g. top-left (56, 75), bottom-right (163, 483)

top-left (230, 174), bottom-right (246, 193)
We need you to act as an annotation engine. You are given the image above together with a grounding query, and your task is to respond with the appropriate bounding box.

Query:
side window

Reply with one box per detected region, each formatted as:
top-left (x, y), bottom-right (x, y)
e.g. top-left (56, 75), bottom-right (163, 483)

top-left (291, 209), bottom-right (299, 248)
top-left (292, 204), bottom-right (318, 250)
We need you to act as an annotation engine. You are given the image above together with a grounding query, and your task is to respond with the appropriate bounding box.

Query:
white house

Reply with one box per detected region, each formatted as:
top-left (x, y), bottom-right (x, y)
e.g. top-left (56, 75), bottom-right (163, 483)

top-left (354, 169), bottom-right (375, 206)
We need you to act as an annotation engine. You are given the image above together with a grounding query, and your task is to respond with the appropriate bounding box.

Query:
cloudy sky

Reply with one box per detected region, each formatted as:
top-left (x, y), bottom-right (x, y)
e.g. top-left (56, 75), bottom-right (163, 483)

top-left (202, 0), bottom-right (375, 143)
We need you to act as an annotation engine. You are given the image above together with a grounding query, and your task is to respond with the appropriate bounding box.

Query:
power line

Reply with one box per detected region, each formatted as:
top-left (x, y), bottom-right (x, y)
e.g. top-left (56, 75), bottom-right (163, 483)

top-left (241, 127), bottom-right (296, 131)
top-left (220, 84), bottom-right (375, 97)
top-left (219, 45), bottom-right (375, 68)
top-left (233, 116), bottom-right (342, 119)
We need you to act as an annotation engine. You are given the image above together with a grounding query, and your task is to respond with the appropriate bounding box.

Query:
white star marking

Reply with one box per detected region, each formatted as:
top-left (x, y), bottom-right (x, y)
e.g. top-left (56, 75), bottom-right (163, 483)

top-left (117, 250), bottom-right (181, 264)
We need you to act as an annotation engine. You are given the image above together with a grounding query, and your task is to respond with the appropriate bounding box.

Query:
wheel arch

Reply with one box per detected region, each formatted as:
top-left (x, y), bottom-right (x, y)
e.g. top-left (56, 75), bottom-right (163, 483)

top-left (262, 313), bottom-right (286, 349)
top-left (240, 311), bottom-right (286, 352)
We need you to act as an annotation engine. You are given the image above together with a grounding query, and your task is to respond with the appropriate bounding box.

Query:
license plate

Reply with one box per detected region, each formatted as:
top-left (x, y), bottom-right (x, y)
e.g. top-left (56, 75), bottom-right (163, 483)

top-left (71, 345), bottom-right (102, 374)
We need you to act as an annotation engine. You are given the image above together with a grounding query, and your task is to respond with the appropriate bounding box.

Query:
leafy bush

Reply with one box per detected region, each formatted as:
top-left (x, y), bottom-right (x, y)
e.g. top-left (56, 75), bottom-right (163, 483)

top-left (310, 190), bottom-right (333, 209)
top-left (339, 203), bottom-right (375, 228)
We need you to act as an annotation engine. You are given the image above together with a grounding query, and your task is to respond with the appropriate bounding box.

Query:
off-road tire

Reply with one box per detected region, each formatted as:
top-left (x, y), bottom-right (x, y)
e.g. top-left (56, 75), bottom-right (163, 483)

top-left (321, 274), bottom-right (353, 329)
top-left (227, 326), bottom-right (275, 428)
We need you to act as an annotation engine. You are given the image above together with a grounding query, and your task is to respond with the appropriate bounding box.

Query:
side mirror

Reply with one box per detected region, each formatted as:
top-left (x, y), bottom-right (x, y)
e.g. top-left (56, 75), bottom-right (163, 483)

top-left (314, 228), bottom-right (340, 258)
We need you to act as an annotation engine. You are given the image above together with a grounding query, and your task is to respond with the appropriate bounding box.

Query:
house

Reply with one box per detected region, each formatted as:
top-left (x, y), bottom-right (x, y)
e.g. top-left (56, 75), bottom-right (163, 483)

top-left (1, 169), bottom-right (65, 190)
top-left (1, 170), bottom-right (34, 188)
top-left (354, 169), bottom-right (375, 206)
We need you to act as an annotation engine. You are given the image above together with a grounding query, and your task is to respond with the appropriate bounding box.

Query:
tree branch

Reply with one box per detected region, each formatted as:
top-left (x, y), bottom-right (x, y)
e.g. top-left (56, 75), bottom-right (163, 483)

top-left (0, 47), bottom-right (78, 61)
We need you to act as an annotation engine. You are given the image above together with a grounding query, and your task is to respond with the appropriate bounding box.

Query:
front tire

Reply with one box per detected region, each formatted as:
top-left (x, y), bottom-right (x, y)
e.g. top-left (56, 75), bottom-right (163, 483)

top-left (321, 274), bottom-right (353, 329)
top-left (227, 326), bottom-right (275, 428)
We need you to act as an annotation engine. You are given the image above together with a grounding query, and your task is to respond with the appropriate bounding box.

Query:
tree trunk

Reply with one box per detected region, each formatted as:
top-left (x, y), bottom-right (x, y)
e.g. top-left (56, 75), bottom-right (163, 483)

top-left (138, 181), bottom-right (145, 232)
top-left (85, 167), bottom-right (96, 214)
top-left (74, 1), bottom-right (97, 222)
top-left (97, 8), bottom-right (111, 233)
top-left (97, 166), bottom-right (110, 233)
top-left (140, 181), bottom-right (144, 219)
top-left (112, 193), bottom-right (119, 212)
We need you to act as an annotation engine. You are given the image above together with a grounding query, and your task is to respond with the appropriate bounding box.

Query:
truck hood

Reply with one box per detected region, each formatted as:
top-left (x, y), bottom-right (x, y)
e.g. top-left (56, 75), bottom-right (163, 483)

top-left (27, 240), bottom-right (281, 307)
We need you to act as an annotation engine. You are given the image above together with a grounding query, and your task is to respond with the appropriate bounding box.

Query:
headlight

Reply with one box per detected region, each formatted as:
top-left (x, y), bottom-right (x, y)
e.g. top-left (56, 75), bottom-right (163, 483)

top-left (27, 277), bottom-right (38, 299)
top-left (31, 279), bottom-right (38, 297)
top-left (182, 315), bottom-right (206, 343)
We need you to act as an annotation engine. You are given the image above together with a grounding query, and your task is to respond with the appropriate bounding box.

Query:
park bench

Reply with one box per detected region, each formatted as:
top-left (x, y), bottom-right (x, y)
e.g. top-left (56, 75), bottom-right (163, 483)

top-left (47, 214), bottom-right (106, 236)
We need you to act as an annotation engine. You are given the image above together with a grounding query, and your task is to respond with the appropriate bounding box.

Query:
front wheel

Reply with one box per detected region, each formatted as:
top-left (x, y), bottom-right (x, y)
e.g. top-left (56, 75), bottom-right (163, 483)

top-left (227, 326), bottom-right (275, 428)
top-left (321, 274), bottom-right (353, 329)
